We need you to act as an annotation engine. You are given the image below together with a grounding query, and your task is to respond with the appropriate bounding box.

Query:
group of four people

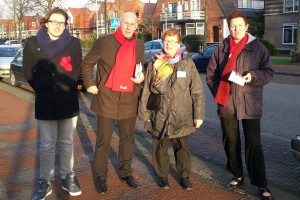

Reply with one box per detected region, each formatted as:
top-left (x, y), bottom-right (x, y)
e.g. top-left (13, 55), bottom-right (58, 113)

top-left (23, 7), bottom-right (274, 200)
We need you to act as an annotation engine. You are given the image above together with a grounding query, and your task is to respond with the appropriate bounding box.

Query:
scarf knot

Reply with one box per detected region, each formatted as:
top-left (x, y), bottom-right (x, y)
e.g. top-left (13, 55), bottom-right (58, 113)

top-left (214, 34), bottom-right (248, 107)
top-left (36, 27), bottom-right (71, 59)
top-left (104, 27), bottom-right (137, 92)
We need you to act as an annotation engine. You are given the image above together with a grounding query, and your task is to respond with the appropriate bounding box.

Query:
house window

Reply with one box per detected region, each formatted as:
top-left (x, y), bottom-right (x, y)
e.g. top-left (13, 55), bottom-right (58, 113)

top-left (162, 3), bottom-right (166, 13)
top-left (284, 0), bottom-right (299, 12)
top-left (114, 11), bottom-right (118, 18)
top-left (32, 22), bottom-right (36, 27)
top-left (238, 0), bottom-right (264, 9)
top-left (168, 2), bottom-right (177, 13)
top-left (283, 24), bottom-right (297, 44)
top-left (185, 0), bottom-right (189, 10)
top-left (135, 10), bottom-right (140, 18)
top-left (186, 23), bottom-right (196, 35)
top-left (196, 22), bottom-right (204, 35)
top-left (191, 0), bottom-right (200, 11)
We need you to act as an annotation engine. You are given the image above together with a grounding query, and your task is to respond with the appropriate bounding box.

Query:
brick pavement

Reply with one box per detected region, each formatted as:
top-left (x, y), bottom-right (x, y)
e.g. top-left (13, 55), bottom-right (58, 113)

top-left (0, 88), bottom-right (249, 200)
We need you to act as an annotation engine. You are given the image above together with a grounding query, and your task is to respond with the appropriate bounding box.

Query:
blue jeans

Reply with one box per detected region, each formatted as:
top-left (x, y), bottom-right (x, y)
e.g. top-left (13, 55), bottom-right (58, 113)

top-left (36, 117), bottom-right (77, 181)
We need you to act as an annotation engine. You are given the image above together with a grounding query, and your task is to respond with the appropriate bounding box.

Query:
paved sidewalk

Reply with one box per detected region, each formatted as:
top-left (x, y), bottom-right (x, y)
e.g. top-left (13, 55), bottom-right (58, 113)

top-left (0, 66), bottom-right (300, 200)
top-left (0, 85), bottom-right (250, 200)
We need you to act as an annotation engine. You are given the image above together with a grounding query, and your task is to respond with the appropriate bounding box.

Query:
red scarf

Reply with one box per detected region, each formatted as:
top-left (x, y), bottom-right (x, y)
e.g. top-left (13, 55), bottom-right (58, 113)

top-left (104, 27), bottom-right (136, 92)
top-left (215, 34), bottom-right (248, 107)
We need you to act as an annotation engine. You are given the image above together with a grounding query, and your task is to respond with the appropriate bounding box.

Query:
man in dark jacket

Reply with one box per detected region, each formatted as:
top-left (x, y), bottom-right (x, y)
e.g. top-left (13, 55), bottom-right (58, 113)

top-left (23, 8), bottom-right (82, 200)
top-left (81, 12), bottom-right (145, 194)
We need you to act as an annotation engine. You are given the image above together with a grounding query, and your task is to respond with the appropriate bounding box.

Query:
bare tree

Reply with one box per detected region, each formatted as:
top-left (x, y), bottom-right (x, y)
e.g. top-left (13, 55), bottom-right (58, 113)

top-left (32, 0), bottom-right (64, 14)
top-left (4, 0), bottom-right (33, 39)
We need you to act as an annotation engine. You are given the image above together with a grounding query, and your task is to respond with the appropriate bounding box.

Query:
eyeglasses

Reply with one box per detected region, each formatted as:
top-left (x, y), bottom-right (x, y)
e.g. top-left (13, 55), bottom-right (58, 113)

top-left (48, 20), bottom-right (66, 27)
top-left (163, 41), bottom-right (179, 45)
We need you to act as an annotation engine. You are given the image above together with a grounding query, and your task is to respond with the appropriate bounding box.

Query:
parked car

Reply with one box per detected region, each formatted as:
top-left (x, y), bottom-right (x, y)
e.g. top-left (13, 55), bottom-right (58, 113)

top-left (4, 40), bottom-right (22, 46)
top-left (191, 44), bottom-right (219, 72)
top-left (291, 135), bottom-right (300, 162)
top-left (10, 49), bottom-right (85, 91)
top-left (0, 46), bottom-right (22, 79)
top-left (144, 39), bottom-right (188, 64)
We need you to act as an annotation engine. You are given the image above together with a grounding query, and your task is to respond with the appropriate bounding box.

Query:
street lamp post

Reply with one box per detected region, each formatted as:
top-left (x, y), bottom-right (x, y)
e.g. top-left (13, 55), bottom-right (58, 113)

top-left (96, 0), bottom-right (99, 38)
top-left (165, 7), bottom-right (168, 32)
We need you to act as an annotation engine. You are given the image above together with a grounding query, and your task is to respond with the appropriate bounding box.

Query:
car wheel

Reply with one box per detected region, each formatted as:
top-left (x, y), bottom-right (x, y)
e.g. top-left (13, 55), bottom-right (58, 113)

top-left (10, 70), bottom-right (21, 87)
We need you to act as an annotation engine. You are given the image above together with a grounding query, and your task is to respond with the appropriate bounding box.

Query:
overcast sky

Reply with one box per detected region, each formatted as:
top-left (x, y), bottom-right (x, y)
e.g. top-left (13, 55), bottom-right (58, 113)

top-left (64, 0), bottom-right (157, 9)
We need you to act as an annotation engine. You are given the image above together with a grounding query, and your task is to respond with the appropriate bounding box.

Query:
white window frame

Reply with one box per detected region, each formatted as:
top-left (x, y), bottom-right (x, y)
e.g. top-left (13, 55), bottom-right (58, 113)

top-left (238, 0), bottom-right (264, 9)
top-left (186, 23), bottom-right (195, 35)
top-left (185, 0), bottom-right (189, 10)
top-left (135, 10), bottom-right (140, 18)
top-left (282, 24), bottom-right (298, 45)
top-left (196, 22), bottom-right (204, 35)
top-left (162, 3), bottom-right (166, 13)
top-left (284, 0), bottom-right (299, 12)
top-left (114, 11), bottom-right (118, 18)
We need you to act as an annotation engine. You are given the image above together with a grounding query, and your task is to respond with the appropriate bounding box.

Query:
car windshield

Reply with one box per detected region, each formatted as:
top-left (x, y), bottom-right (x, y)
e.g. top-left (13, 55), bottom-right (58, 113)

top-left (0, 48), bottom-right (20, 57)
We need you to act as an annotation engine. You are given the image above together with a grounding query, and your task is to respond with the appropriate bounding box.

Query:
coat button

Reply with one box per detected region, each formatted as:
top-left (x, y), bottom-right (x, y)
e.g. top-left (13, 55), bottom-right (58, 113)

top-left (51, 73), bottom-right (55, 76)
top-left (53, 85), bottom-right (56, 89)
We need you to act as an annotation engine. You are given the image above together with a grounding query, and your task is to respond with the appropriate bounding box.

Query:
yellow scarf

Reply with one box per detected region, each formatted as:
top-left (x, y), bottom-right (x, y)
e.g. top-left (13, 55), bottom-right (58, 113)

top-left (153, 56), bottom-right (174, 87)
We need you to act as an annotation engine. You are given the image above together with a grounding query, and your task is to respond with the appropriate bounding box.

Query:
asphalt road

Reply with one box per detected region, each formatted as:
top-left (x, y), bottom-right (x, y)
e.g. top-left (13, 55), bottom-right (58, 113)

top-left (199, 73), bottom-right (300, 140)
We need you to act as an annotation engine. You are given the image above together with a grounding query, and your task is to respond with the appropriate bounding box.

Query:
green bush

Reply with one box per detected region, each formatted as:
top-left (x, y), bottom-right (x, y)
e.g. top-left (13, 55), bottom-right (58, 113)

top-left (260, 36), bottom-right (278, 56)
top-left (182, 35), bottom-right (204, 52)
top-left (80, 37), bottom-right (95, 48)
top-left (137, 33), bottom-right (152, 43)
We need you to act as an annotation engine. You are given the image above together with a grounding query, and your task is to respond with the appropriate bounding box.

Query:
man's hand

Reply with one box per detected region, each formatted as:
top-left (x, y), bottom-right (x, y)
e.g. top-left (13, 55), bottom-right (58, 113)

top-left (194, 119), bottom-right (203, 128)
top-left (87, 86), bottom-right (98, 94)
top-left (131, 73), bottom-right (144, 84)
top-left (243, 72), bottom-right (252, 84)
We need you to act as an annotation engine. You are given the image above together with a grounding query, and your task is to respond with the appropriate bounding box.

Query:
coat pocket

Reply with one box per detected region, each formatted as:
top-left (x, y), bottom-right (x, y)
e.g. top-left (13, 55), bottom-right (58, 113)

top-left (244, 92), bottom-right (263, 116)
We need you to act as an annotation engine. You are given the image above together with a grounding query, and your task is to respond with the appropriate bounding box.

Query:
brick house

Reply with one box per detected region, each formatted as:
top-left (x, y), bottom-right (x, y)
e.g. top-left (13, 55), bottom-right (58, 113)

top-left (97, 0), bottom-right (146, 34)
top-left (0, 15), bottom-right (40, 39)
top-left (264, 0), bottom-right (299, 53)
top-left (151, 0), bottom-right (264, 43)
top-left (67, 7), bottom-right (96, 40)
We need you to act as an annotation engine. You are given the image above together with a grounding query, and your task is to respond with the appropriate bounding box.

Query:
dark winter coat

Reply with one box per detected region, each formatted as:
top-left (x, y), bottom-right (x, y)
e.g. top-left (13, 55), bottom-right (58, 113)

top-left (138, 55), bottom-right (205, 139)
top-left (206, 33), bottom-right (274, 119)
top-left (81, 34), bottom-right (145, 120)
top-left (23, 36), bottom-right (82, 120)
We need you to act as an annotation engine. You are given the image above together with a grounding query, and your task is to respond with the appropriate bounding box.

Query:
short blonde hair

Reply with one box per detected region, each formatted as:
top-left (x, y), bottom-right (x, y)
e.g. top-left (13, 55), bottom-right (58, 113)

top-left (162, 28), bottom-right (181, 43)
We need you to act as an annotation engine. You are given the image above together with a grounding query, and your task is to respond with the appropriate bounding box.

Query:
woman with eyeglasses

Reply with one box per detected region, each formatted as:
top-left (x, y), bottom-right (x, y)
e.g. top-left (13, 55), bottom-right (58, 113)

top-left (23, 7), bottom-right (82, 200)
top-left (138, 28), bottom-right (205, 190)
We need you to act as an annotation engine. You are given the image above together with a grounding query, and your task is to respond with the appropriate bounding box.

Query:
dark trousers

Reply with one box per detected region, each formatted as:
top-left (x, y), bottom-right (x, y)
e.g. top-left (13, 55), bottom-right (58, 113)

top-left (220, 118), bottom-right (267, 187)
top-left (152, 135), bottom-right (191, 178)
top-left (94, 115), bottom-right (136, 180)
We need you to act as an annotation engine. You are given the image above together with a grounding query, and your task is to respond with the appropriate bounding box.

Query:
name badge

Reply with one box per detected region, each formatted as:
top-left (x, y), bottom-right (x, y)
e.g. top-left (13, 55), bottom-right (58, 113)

top-left (177, 71), bottom-right (186, 78)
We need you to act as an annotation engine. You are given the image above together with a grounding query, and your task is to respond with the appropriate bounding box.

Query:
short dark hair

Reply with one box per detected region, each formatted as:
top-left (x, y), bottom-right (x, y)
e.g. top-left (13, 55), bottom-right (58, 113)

top-left (162, 28), bottom-right (182, 43)
top-left (226, 10), bottom-right (248, 27)
top-left (40, 7), bottom-right (68, 28)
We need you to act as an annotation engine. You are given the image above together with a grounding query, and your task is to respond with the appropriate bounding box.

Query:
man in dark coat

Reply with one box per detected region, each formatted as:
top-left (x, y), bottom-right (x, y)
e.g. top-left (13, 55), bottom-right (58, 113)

top-left (23, 7), bottom-right (82, 200)
top-left (81, 12), bottom-right (145, 194)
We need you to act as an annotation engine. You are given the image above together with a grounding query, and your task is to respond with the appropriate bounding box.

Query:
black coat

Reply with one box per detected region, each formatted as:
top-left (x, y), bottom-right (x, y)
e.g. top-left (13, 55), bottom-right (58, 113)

top-left (23, 36), bottom-right (82, 120)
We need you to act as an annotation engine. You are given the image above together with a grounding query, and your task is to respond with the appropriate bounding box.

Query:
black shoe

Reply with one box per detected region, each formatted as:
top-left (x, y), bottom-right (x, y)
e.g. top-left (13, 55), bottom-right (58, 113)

top-left (158, 177), bottom-right (170, 189)
top-left (62, 172), bottom-right (82, 196)
top-left (32, 179), bottom-right (52, 200)
top-left (96, 177), bottom-right (107, 194)
top-left (259, 187), bottom-right (273, 200)
top-left (179, 177), bottom-right (192, 190)
top-left (227, 177), bottom-right (244, 189)
top-left (121, 176), bottom-right (140, 188)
